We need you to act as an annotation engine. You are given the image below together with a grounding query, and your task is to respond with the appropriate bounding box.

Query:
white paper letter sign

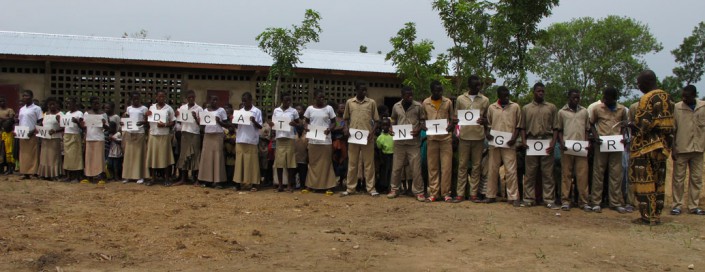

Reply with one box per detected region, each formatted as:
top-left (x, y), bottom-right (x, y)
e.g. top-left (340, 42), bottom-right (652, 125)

top-left (272, 116), bottom-right (292, 132)
top-left (392, 124), bottom-right (413, 141)
top-left (148, 110), bottom-right (167, 123)
top-left (305, 125), bottom-right (327, 141)
top-left (84, 114), bottom-right (103, 128)
top-left (14, 126), bottom-right (29, 139)
top-left (599, 135), bottom-right (624, 152)
top-left (458, 110), bottom-right (480, 126)
top-left (564, 140), bottom-right (589, 157)
top-left (348, 128), bottom-right (369, 145)
top-left (425, 119), bottom-right (448, 135)
top-left (60, 114), bottom-right (75, 128)
top-left (232, 110), bottom-right (253, 125)
top-left (200, 112), bottom-right (217, 126)
top-left (177, 110), bottom-right (195, 123)
top-left (121, 118), bottom-right (139, 132)
top-left (489, 130), bottom-right (513, 148)
top-left (35, 126), bottom-right (54, 139)
top-left (527, 139), bottom-right (551, 156)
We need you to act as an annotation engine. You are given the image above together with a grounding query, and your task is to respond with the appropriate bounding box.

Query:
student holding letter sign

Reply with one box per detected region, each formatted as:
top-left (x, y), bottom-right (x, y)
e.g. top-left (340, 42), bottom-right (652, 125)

top-left (520, 83), bottom-right (558, 209)
top-left (145, 90), bottom-right (177, 186)
top-left (341, 81), bottom-right (380, 197)
top-left (60, 97), bottom-right (84, 182)
top-left (588, 87), bottom-right (629, 213)
top-left (35, 97), bottom-right (63, 180)
top-left (175, 90), bottom-right (203, 186)
top-left (555, 89), bottom-right (591, 211)
top-left (16, 90), bottom-right (42, 180)
top-left (455, 75), bottom-right (490, 203)
top-left (197, 95), bottom-right (229, 187)
top-left (485, 86), bottom-right (522, 206)
top-left (122, 92), bottom-right (149, 184)
top-left (80, 96), bottom-right (110, 184)
top-left (271, 92), bottom-right (300, 192)
top-left (303, 89), bottom-right (338, 194)
top-left (233, 92), bottom-right (263, 191)
top-left (387, 86), bottom-right (426, 201)
top-left (421, 80), bottom-right (456, 202)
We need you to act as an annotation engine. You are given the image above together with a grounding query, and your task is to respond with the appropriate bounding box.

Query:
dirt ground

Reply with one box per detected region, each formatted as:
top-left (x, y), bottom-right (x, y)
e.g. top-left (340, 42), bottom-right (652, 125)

top-left (1, 170), bottom-right (704, 272)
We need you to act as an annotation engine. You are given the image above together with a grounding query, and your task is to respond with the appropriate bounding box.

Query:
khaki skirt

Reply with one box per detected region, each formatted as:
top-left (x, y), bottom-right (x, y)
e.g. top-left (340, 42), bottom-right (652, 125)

top-left (63, 133), bottom-right (83, 171)
top-left (38, 138), bottom-right (63, 177)
top-left (145, 134), bottom-right (175, 169)
top-left (84, 141), bottom-right (105, 177)
top-left (307, 144), bottom-right (337, 190)
top-left (273, 138), bottom-right (296, 169)
top-left (234, 143), bottom-right (260, 185)
top-left (122, 132), bottom-right (148, 179)
top-left (19, 136), bottom-right (39, 175)
top-left (177, 132), bottom-right (201, 170)
top-left (197, 133), bottom-right (226, 183)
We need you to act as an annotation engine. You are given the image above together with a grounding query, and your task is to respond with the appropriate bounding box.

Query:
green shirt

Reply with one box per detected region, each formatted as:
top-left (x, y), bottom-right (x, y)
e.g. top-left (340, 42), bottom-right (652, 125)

top-left (376, 133), bottom-right (394, 154)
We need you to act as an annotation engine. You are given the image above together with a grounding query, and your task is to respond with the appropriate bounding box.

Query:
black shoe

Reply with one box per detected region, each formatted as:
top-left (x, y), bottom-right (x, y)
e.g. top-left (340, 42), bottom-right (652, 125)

top-left (481, 198), bottom-right (496, 204)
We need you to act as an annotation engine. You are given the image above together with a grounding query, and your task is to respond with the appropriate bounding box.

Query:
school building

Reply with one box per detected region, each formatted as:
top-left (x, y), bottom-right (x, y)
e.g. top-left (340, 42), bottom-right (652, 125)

top-left (0, 31), bottom-right (403, 115)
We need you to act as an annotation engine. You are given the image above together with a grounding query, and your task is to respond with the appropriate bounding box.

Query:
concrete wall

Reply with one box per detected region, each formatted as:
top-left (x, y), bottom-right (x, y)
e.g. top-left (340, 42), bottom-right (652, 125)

top-left (0, 73), bottom-right (47, 100)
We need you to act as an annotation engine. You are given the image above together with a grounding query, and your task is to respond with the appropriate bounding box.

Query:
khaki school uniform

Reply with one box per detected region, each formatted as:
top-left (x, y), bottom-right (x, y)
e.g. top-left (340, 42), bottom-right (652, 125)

top-left (487, 101), bottom-right (522, 200)
top-left (556, 105), bottom-right (590, 206)
top-left (343, 97), bottom-right (380, 193)
top-left (456, 93), bottom-right (489, 198)
top-left (590, 102), bottom-right (628, 208)
top-left (672, 100), bottom-right (705, 210)
top-left (390, 100), bottom-right (426, 195)
top-left (521, 101), bottom-right (557, 204)
top-left (422, 96), bottom-right (455, 198)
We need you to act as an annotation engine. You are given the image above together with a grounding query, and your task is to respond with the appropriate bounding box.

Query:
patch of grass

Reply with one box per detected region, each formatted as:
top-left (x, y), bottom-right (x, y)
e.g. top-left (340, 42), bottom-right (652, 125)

top-left (535, 248), bottom-right (546, 260)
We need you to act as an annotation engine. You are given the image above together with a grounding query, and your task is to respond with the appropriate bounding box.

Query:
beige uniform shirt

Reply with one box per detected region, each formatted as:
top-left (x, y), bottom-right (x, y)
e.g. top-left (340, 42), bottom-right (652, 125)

top-left (673, 100), bottom-right (705, 154)
top-left (487, 101), bottom-right (522, 134)
top-left (343, 97), bottom-right (380, 131)
top-left (422, 96), bottom-right (455, 142)
top-left (522, 101), bottom-right (557, 139)
top-left (456, 93), bottom-right (489, 141)
top-left (391, 100), bottom-right (426, 146)
top-left (590, 103), bottom-right (627, 136)
top-left (555, 104), bottom-right (589, 141)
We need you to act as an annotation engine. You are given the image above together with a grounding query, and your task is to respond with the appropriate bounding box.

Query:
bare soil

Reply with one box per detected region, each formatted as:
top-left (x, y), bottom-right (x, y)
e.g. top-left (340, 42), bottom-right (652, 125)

top-left (1, 173), bottom-right (704, 271)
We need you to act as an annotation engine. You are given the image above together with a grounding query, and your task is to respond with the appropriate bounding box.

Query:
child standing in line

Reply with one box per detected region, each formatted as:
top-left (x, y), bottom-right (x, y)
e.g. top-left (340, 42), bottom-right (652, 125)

top-left (81, 96), bottom-right (109, 184)
top-left (1, 119), bottom-right (14, 174)
top-left (375, 118), bottom-right (394, 194)
top-left (62, 97), bottom-right (84, 182)
top-left (223, 107), bottom-right (237, 186)
top-left (294, 125), bottom-right (308, 190)
top-left (37, 97), bottom-right (64, 180)
top-left (107, 121), bottom-right (123, 182)
top-left (233, 92), bottom-right (263, 192)
top-left (122, 92), bottom-right (149, 184)
top-left (144, 89), bottom-right (177, 186)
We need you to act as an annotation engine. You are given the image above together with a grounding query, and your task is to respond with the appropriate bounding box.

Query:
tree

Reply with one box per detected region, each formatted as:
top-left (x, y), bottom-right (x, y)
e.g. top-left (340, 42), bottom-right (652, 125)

top-left (256, 9), bottom-right (322, 106)
top-left (529, 16), bottom-right (663, 107)
top-left (672, 22), bottom-right (705, 85)
top-left (122, 29), bottom-right (149, 39)
top-left (432, 0), bottom-right (557, 96)
top-left (385, 22), bottom-right (449, 99)
top-left (359, 45), bottom-right (368, 53)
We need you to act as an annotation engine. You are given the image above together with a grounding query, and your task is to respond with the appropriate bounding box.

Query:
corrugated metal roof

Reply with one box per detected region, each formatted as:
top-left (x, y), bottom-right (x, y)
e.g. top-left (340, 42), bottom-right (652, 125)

top-left (0, 31), bottom-right (396, 74)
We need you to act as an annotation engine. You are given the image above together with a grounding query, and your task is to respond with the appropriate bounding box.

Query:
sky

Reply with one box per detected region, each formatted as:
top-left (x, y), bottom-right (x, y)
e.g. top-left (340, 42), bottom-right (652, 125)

top-left (1, 0), bottom-right (704, 92)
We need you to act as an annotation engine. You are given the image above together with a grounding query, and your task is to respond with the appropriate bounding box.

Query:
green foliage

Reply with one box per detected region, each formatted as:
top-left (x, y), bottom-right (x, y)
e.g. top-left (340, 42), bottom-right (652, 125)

top-left (672, 22), bottom-right (705, 85)
top-left (359, 45), bottom-right (368, 53)
top-left (529, 15), bottom-right (663, 107)
top-left (660, 75), bottom-right (684, 101)
top-left (385, 22), bottom-right (450, 100)
top-left (432, 0), bottom-right (557, 98)
top-left (256, 9), bottom-right (322, 105)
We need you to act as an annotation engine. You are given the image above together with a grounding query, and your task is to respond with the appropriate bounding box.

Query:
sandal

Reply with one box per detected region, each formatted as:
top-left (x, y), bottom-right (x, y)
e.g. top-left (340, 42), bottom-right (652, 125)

top-left (670, 208), bottom-right (682, 215)
top-left (689, 208), bottom-right (705, 215)
top-left (250, 187), bottom-right (258, 192)
top-left (325, 190), bottom-right (334, 196)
